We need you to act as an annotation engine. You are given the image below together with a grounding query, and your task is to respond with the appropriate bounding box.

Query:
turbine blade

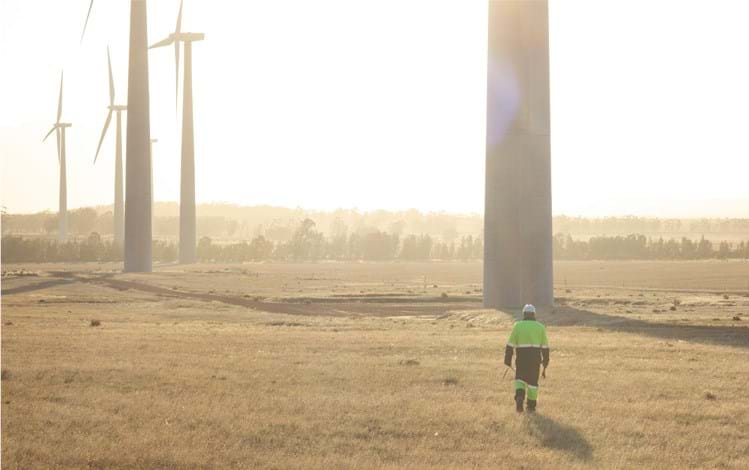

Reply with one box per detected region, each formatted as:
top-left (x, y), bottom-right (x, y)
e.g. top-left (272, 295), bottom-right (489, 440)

top-left (57, 72), bottom-right (63, 123)
top-left (149, 36), bottom-right (174, 49)
top-left (56, 129), bottom-right (61, 164)
top-left (43, 126), bottom-right (56, 142)
top-left (80, 0), bottom-right (94, 43)
top-left (176, 0), bottom-right (183, 37)
top-left (94, 110), bottom-right (113, 164)
top-left (107, 46), bottom-right (114, 105)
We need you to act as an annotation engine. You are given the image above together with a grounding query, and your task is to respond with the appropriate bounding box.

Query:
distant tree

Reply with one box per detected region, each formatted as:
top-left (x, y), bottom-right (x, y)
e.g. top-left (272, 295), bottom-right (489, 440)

top-left (327, 233), bottom-right (348, 259)
top-left (680, 237), bottom-right (696, 259)
top-left (197, 236), bottom-right (213, 260)
top-left (88, 231), bottom-right (102, 245)
top-left (272, 241), bottom-right (292, 260)
top-left (696, 235), bottom-right (713, 259)
top-left (250, 235), bottom-right (274, 260)
top-left (153, 240), bottom-right (177, 262)
top-left (69, 207), bottom-right (98, 235)
top-left (400, 234), bottom-right (432, 260)
top-left (290, 218), bottom-right (324, 260)
top-left (717, 241), bottom-right (732, 259)
top-left (359, 231), bottom-right (398, 260)
top-left (43, 215), bottom-right (58, 234)
top-left (79, 232), bottom-right (103, 261)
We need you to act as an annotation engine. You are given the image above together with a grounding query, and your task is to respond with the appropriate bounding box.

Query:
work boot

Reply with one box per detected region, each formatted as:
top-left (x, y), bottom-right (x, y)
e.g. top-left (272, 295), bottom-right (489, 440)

top-left (515, 389), bottom-right (525, 413)
top-left (527, 400), bottom-right (537, 413)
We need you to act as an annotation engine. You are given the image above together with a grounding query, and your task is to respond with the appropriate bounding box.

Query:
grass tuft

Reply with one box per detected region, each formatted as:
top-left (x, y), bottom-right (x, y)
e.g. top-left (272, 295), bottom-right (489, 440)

top-left (89, 320), bottom-right (101, 327)
top-left (442, 376), bottom-right (459, 386)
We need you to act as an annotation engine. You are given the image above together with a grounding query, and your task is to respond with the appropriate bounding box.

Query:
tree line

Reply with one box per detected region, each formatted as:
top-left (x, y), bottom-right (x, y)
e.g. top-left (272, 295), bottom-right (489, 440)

top-left (553, 216), bottom-right (749, 236)
top-left (1, 219), bottom-right (482, 263)
top-left (5, 206), bottom-right (749, 242)
top-left (554, 233), bottom-right (749, 260)
top-left (3, 221), bottom-right (749, 263)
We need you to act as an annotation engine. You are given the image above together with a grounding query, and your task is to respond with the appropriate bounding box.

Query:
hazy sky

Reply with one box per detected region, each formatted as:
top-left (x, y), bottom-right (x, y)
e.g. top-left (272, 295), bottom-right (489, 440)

top-left (1, 0), bottom-right (748, 217)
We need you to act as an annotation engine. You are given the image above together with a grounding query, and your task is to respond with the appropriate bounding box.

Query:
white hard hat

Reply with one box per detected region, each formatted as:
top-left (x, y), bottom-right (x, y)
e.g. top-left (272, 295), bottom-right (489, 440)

top-left (522, 304), bottom-right (536, 315)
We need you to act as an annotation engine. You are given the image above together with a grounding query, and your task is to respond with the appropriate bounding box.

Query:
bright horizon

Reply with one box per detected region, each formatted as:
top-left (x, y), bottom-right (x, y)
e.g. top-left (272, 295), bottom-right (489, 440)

top-left (1, 0), bottom-right (749, 218)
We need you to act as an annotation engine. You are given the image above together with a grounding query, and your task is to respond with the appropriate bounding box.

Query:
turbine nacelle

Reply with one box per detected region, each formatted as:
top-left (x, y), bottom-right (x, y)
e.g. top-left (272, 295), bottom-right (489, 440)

top-left (150, 32), bottom-right (205, 48)
top-left (149, 0), bottom-right (204, 113)
top-left (179, 32), bottom-right (205, 43)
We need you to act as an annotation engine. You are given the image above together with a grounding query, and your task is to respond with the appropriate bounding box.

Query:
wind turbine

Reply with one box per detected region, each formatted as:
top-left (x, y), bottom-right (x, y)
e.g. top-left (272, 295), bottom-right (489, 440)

top-left (42, 72), bottom-right (72, 241)
top-left (83, 1), bottom-right (153, 272)
top-left (94, 47), bottom-right (127, 244)
top-left (150, 0), bottom-right (204, 264)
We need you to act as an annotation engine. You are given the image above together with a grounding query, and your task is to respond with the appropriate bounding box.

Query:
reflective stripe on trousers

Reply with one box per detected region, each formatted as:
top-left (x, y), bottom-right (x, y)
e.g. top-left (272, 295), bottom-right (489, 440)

top-left (514, 379), bottom-right (539, 400)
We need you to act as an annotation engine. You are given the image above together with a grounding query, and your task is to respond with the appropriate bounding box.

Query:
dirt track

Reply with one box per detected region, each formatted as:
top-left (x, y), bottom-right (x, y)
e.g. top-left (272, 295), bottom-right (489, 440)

top-left (38, 271), bottom-right (484, 318)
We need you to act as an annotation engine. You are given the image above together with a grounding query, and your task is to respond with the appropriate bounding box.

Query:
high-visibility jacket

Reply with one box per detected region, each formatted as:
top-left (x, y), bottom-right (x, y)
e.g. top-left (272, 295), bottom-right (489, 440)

top-left (504, 320), bottom-right (550, 369)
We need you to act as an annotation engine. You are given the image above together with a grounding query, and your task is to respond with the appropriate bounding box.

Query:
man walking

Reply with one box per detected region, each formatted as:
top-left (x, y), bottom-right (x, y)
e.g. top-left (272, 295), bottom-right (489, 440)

top-left (504, 304), bottom-right (550, 412)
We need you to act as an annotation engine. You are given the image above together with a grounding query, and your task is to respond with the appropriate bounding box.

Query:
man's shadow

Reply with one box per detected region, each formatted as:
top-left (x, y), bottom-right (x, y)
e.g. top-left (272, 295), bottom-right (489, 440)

top-left (525, 413), bottom-right (593, 461)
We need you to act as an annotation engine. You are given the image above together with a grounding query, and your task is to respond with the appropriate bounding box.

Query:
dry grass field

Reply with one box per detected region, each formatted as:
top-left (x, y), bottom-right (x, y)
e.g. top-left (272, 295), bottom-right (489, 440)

top-left (2, 260), bottom-right (748, 469)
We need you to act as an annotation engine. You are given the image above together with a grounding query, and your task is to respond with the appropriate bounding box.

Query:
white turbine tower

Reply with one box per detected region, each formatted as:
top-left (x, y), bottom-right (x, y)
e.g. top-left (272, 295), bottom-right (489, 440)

top-left (94, 47), bottom-right (127, 244)
top-left (150, 0), bottom-right (204, 264)
top-left (484, 0), bottom-right (552, 308)
top-left (83, 1), bottom-right (153, 272)
top-left (42, 73), bottom-right (71, 242)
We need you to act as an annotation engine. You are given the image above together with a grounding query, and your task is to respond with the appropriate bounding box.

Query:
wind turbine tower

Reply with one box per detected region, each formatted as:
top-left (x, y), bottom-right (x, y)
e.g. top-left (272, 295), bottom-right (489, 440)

top-left (150, 0), bottom-right (203, 264)
top-left (83, 1), bottom-right (155, 272)
top-left (124, 0), bottom-right (154, 272)
top-left (94, 47), bottom-right (127, 244)
top-left (43, 73), bottom-right (72, 242)
top-left (484, 0), bottom-right (553, 308)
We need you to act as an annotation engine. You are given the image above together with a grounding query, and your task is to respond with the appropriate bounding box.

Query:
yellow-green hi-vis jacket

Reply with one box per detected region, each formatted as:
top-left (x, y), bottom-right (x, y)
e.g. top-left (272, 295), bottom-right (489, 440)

top-left (504, 320), bottom-right (550, 396)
